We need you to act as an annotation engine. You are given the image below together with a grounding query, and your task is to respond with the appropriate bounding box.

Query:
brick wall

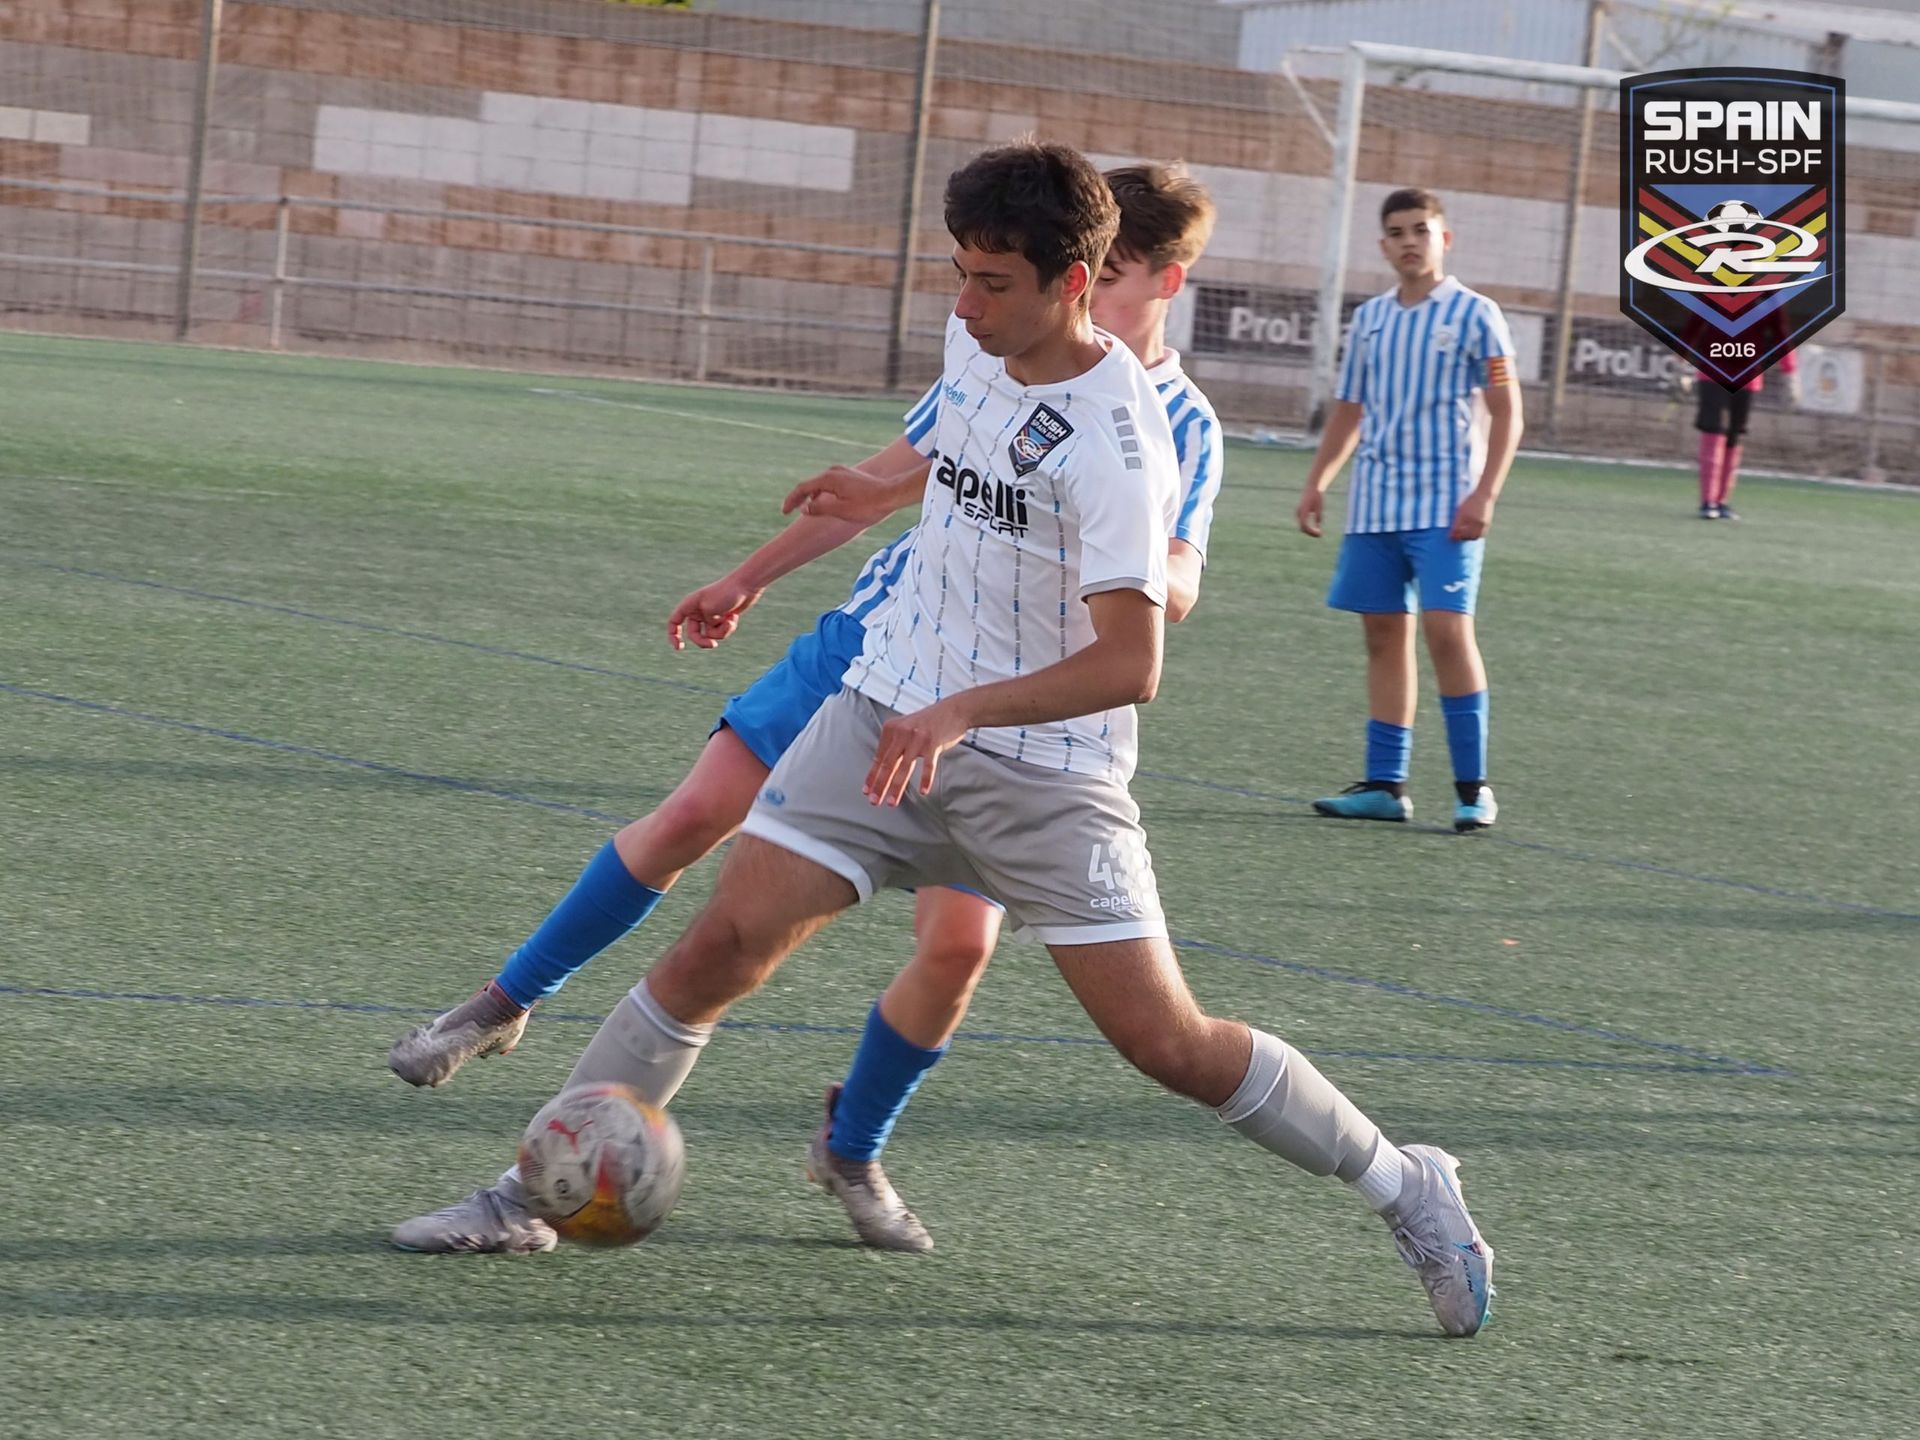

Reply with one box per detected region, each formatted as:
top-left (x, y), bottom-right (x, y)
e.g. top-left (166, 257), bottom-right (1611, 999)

top-left (0, 0), bottom-right (1914, 466)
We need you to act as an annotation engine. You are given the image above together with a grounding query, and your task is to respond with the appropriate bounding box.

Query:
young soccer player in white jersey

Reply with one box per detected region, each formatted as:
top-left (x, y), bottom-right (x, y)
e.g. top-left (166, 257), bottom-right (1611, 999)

top-left (385, 168), bottom-right (1220, 1144)
top-left (1296, 188), bottom-right (1522, 832)
top-left (796, 164), bottom-right (1226, 1254)
top-left (392, 142), bottom-right (1495, 1339)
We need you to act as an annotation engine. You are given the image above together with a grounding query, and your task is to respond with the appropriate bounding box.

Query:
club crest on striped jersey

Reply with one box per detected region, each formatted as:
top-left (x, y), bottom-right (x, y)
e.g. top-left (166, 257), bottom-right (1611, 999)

top-left (1619, 67), bottom-right (1844, 391)
top-left (1431, 325), bottom-right (1457, 353)
top-left (1008, 403), bottom-right (1073, 477)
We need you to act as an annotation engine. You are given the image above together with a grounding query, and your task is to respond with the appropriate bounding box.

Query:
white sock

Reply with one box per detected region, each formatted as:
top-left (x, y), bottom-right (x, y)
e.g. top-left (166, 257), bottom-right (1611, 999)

top-left (1349, 1137), bottom-right (1413, 1214)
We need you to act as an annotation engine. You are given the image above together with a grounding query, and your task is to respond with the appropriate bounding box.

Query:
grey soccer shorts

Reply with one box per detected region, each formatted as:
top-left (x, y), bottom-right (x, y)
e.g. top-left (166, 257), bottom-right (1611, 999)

top-left (739, 688), bottom-right (1167, 946)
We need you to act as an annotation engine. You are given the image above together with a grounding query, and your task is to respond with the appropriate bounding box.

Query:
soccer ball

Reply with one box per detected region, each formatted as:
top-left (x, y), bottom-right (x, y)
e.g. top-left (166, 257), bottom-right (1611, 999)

top-left (1706, 199), bottom-right (1763, 234)
top-left (517, 1083), bottom-right (686, 1246)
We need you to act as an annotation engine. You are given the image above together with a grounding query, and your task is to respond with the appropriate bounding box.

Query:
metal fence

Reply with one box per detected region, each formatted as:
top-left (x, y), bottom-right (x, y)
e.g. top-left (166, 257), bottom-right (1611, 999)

top-left (1, 0), bottom-right (1915, 479)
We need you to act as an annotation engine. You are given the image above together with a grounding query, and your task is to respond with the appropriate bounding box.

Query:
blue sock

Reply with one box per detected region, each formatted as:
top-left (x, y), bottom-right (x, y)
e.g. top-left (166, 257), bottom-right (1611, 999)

top-left (495, 842), bottom-right (665, 1008)
top-left (829, 1004), bottom-right (947, 1161)
top-left (1365, 719), bottom-right (1412, 783)
top-left (1441, 690), bottom-right (1490, 783)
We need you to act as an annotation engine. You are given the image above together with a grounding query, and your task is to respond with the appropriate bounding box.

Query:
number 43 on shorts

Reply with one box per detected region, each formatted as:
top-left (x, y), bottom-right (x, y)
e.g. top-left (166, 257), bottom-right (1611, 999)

top-left (1087, 840), bottom-right (1145, 891)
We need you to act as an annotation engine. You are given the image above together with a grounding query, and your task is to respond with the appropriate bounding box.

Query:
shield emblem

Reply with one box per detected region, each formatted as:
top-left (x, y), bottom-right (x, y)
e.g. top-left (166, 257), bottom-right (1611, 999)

top-left (1619, 68), bottom-right (1844, 391)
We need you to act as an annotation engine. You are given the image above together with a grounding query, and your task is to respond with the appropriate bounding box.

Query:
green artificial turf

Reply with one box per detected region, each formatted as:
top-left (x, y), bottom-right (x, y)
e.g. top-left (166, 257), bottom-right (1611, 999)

top-left (2, 333), bottom-right (1915, 1438)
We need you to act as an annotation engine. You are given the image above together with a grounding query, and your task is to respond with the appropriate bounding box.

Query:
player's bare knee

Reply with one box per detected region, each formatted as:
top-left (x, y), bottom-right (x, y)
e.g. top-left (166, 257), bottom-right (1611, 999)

top-left (652, 905), bottom-right (773, 1013)
top-left (1362, 616), bottom-right (1412, 659)
top-left (644, 789), bottom-right (737, 869)
top-left (910, 937), bottom-right (994, 997)
top-left (1112, 1028), bottom-right (1212, 1099)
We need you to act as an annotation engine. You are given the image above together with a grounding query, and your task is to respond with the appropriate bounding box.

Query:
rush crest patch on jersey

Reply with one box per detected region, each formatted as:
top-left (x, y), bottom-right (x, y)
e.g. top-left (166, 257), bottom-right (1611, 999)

top-left (1008, 403), bottom-right (1073, 477)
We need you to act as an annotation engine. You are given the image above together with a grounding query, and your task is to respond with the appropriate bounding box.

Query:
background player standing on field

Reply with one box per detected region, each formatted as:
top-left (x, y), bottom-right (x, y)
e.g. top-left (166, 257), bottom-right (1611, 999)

top-left (1295, 187), bottom-right (1524, 833)
top-left (1683, 307), bottom-right (1801, 522)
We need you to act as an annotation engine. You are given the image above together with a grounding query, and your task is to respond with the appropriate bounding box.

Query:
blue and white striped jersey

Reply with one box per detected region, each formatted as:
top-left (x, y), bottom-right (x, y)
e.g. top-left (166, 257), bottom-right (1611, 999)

top-left (1148, 348), bottom-right (1223, 560)
top-left (834, 525), bottom-right (917, 626)
top-left (1335, 276), bottom-right (1515, 534)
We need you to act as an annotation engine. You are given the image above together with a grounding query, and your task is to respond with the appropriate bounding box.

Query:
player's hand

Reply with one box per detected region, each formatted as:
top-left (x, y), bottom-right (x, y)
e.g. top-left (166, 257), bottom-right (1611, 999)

top-left (783, 465), bottom-right (906, 526)
top-left (1295, 485), bottom-right (1325, 538)
top-left (865, 698), bottom-right (971, 806)
top-left (1449, 492), bottom-right (1495, 542)
top-left (667, 573), bottom-right (762, 651)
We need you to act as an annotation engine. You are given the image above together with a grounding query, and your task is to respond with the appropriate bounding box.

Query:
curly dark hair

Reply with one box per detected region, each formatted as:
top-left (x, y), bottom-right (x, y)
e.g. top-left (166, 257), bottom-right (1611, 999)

top-left (944, 140), bottom-right (1120, 296)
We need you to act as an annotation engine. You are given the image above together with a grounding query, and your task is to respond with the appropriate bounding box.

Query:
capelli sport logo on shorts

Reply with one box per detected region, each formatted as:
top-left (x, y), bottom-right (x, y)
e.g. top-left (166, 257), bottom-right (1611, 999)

top-left (1619, 67), bottom-right (1844, 392)
top-left (936, 453), bottom-right (1031, 536)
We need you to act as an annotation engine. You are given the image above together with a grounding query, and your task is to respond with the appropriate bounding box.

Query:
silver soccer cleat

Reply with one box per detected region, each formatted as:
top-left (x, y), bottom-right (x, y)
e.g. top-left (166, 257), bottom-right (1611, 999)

top-left (390, 1180), bottom-right (558, 1255)
top-left (388, 982), bottom-right (530, 1088)
top-left (1383, 1143), bottom-right (1496, 1337)
top-left (805, 1085), bottom-right (934, 1254)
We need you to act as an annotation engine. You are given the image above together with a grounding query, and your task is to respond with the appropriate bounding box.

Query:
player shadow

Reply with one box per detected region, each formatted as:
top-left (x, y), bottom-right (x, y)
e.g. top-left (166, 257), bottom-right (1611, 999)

top-left (0, 1285), bottom-right (1430, 1342)
top-left (0, 1080), bottom-right (543, 1139)
top-left (0, 1232), bottom-right (389, 1264)
top-left (0, 1080), bottom-right (1237, 1148)
top-left (1364, 1103), bottom-right (1919, 1160)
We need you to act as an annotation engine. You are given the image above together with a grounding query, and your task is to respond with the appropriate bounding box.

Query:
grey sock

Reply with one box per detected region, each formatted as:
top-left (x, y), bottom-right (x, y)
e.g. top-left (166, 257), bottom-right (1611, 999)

top-left (498, 980), bottom-right (713, 1193)
top-left (560, 977), bottom-right (716, 1107)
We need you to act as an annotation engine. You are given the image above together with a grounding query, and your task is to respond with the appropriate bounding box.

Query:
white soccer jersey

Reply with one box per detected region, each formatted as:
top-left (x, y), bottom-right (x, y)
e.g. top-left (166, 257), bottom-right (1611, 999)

top-left (834, 354), bottom-right (1216, 635)
top-left (893, 347), bottom-right (1221, 570)
top-left (1334, 276), bottom-right (1516, 534)
top-left (845, 318), bottom-right (1179, 779)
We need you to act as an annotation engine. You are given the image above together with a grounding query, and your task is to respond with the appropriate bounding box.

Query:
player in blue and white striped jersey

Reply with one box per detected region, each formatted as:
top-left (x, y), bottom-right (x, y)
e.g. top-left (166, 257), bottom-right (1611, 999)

top-left (1296, 187), bottom-right (1523, 833)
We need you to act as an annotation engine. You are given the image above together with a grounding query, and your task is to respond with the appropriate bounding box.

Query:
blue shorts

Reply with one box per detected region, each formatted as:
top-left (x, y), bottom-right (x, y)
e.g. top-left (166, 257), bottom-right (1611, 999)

top-left (1326, 528), bottom-right (1485, 615)
top-left (715, 608), bottom-right (867, 770)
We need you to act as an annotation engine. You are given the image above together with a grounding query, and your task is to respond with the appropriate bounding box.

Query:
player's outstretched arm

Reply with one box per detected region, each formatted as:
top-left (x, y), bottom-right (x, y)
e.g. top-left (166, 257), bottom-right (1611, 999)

top-left (864, 588), bottom-right (1163, 805)
top-left (666, 438), bottom-right (930, 651)
top-left (1165, 539), bottom-right (1203, 623)
top-left (1298, 399), bottom-right (1364, 537)
top-left (1450, 367), bottom-right (1523, 542)
top-left (783, 443), bottom-right (932, 526)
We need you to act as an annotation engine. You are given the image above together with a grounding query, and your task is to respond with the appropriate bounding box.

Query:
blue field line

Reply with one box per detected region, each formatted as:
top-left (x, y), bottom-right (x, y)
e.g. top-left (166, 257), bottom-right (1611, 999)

top-left (1174, 939), bottom-right (1789, 1075)
top-left (11, 554), bottom-right (1917, 928)
top-left (0, 984), bottom-right (1771, 1076)
top-left (14, 560), bottom-right (732, 700)
top-left (0, 681), bottom-right (630, 826)
top-left (0, 680), bottom-right (1793, 1078)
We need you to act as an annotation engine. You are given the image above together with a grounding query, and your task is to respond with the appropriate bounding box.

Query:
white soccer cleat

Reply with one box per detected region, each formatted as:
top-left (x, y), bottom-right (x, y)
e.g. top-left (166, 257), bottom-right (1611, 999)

top-left (805, 1085), bottom-right (934, 1254)
top-left (1383, 1144), bottom-right (1495, 1337)
top-left (390, 1181), bottom-right (558, 1255)
top-left (388, 982), bottom-right (530, 1088)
